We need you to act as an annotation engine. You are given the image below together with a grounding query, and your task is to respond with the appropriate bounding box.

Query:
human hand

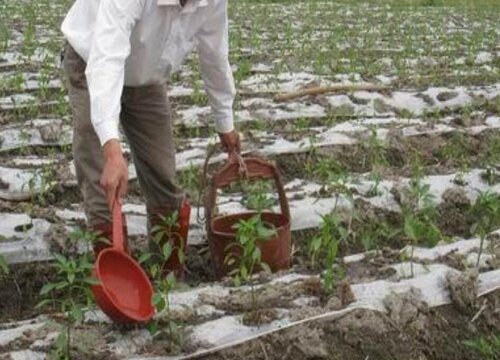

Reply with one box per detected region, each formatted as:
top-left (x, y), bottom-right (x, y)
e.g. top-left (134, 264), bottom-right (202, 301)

top-left (100, 139), bottom-right (128, 210)
top-left (218, 129), bottom-right (241, 154)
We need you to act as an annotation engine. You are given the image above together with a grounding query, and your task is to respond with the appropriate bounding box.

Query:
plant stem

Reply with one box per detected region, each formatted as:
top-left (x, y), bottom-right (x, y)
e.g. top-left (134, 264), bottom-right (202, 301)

top-left (66, 323), bottom-right (71, 359)
top-left (250, 281), bottom-right (256, 314)
top-left (411, 243), bottom-right (415, 278)
top-left (476, 235), bottom-right (485, 268)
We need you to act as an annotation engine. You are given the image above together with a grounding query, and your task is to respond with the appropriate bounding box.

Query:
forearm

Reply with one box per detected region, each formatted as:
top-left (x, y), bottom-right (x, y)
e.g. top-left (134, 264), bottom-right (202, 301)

top-left (196, 0), bottom-right (236, 134)
top-left (85, 0), bottom-right (144, 146)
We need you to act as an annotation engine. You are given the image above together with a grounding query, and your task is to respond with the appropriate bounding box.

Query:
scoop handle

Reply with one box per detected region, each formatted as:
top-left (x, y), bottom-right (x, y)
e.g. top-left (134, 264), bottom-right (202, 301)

top-left (112, 199), bottom-right (125, 253)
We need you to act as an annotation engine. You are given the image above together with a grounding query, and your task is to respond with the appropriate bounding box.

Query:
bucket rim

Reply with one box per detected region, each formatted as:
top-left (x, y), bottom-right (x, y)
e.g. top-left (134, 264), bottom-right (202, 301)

top-left (210, 211), bottom-right (290, 238)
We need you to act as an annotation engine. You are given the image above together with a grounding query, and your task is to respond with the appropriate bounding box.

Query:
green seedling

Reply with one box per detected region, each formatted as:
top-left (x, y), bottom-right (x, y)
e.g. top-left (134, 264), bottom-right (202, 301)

top-left (403, 214), bottom-right (438, 277)
top-left (463, 334), bottom-right (500, 360)
top-left (234, 57), bottom-right (252, 84)
top-left (438, 132), bottom-right (471, 184)
top-left (480, 134), bottom-right (500, 185)
top-left (142, 211), bottom-right (186, 348)
top-left (481, 166), bottom-right (500, 186)
top-left (401, 154), bottom-right (441, 276)
top-left (366, 172), bottom-right (383, 198)
top-left (150, 210), bottom-right (186, 266)
top-left (0, 254), bottom-right (9, 276)
top-left (470, 191), bottom-right (500, 267)
top-left (37, 252), bottom-right (97, 360)
top-left (309, 212), bottom-right (347, 293)
top-left (69, 228), bottom-right (110, 255)
top-left (23, 165), bottom-right (56, 207)
top-left (225, 214), bottom-right (276, 313)
top-left (36, 229), bottom-right (109, 359)
top-left (295, 117), bottom-right (310, 132)
top-left (363, 126), bottom-right (389, 170)
top-left (358, 220), bottom-right (399, 252)
top-left (242, 179), bottom-right (274, 212)
top-left (308, 156), bottom-right (346, 184)
top-left (176, 164), bottom-right (200, 199)
top-left (149, 262), bottom-right (181, 349)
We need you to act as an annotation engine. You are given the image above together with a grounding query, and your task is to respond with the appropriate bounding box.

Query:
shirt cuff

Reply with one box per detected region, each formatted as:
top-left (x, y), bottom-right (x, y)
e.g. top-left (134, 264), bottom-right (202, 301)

top-left (214, 113), bottom-right (234, 134)
top-left (93, 117), bottom-right (120, 146)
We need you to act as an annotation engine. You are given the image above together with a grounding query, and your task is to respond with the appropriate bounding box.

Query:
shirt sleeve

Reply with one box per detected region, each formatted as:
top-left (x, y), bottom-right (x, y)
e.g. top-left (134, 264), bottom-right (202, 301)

top-left (85, 0), bottom-right (145, 146)
top-left (195, 0), bottom-right (236, 134)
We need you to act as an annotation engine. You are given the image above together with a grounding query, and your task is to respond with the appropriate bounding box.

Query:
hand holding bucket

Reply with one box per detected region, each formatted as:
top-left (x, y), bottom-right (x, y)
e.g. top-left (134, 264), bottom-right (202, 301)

top-left (92, 199), bottom-right (155, 323)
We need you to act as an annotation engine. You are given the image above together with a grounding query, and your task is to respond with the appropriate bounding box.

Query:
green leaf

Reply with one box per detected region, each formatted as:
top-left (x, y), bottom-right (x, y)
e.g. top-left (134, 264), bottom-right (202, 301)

top-left (252, 247), bottom-right (261, 262)
top-left (177, 249), bottom-right (186, 265)
top-left (166, 271), bottom-right (176, 286)
top-left (83, 278), bottom-right (101, 286)
top-left (257, 225), bottom-right (276, 240)
top-left (54, 331), bottom-right (68, 349)
top-left (54, 253), bottom-right (68, 267)
top-left (40, 283), bottom-right (57, 296)
top-left (54, 281), bottom-right (70, 290)
top-left (138, 252), bottom-right (152, 264)
top-left (162, 242), bottom-right (173, 260)
top-left (260, 262), bottom-right (271, 274)
top-left (239, 234), bottom-right (250, 245)
top-left (148, 321), bottom-right (159, 336)
top-left (70, 306), bottom-right (83, 323)
top-left (152, 293), bottom-right (166, 311)
top-left (36, 299), bottom-right (53, 309)
top-left (404, 216), bottom-right (418, 241)
top-left (0, 255), bottom-right (8, 275)
top-left (67, 272), bottom-right (75, 284)
top-left (310, 236), bottom-right (322, 252)
top-left (240, 265), bottom-right (248, 280)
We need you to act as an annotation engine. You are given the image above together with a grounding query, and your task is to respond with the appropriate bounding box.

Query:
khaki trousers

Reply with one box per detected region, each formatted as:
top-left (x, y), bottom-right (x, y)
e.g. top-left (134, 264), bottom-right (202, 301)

top-left (62, 45), bottom-right (184, 226)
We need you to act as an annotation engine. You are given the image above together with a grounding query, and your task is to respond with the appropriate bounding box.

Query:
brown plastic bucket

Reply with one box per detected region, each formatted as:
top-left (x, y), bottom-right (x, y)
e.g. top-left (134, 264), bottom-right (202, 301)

top-left (205, 156), bottom-right (291, 279)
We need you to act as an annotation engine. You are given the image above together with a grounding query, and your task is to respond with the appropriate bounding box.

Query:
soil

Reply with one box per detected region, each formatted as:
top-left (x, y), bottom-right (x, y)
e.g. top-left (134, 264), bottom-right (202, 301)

top-left (0, 183), bottom-right (491, 324)
top-left (0, 243), bottom-right (216, 323)
top-left (0, 261), bottom-right (60, 323)
top-left (272, 128), bottom-right (500, 182)
top-left (198, 290), bottom-right (500, 360)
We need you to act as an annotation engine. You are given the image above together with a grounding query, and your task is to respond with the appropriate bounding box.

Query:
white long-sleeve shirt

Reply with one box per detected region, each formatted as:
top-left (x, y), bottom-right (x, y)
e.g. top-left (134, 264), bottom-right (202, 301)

top-left (61, 0), bottom-right (235, 146)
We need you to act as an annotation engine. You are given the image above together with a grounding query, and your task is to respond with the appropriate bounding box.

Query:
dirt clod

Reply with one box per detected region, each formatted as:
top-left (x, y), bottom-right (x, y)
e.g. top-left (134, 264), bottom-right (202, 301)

top-left (44, 223), bottom-right (73, 254)
top-left (442, 187), bottom-right (470, 206)
top-left (383, 288), bottom-right (429, 329)
top-left (446, 269), bottom-right (478, 311)
top-left (437, 91), bottom-right (459, 102)
top-left (39, 122), bottom-right (62, 143)
top-left (242, 308), bottom-right (280, 326)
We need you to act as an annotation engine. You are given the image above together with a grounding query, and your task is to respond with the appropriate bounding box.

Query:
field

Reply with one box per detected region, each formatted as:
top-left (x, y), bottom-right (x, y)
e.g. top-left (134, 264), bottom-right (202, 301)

top-left (1, 0), bottom-right (500, 359)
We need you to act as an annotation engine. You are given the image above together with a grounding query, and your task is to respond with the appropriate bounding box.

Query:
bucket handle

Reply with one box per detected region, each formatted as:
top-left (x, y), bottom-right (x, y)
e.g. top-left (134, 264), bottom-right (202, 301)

top-left (206, 155), bottom-right (291, 227)
top-left (112, 199), bottom-right (125, 253)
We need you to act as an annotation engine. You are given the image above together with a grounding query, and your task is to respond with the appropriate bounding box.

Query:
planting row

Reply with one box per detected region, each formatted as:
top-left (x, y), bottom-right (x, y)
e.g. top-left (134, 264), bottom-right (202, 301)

top-left (1, 233), bottom-right (499, 359)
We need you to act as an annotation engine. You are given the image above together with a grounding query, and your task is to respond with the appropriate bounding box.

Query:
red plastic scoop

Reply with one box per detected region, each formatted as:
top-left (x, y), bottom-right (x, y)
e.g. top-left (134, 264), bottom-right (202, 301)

top-left (92, 200), bottom-right (155, 323)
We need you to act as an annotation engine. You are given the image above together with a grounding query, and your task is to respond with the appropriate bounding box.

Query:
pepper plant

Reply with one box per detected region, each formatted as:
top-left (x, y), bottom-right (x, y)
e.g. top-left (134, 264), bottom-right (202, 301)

top-left (470, 191), bottom-right (500, 267)
top-left (401, 155), bottom-right (441, 276)
top-left (309, 212), bottom-right (348, 293)
top-left (141, 211), bottom-right (186, 349)
top-left (225, 214), bottom-right (276, 312)
top-left (37, 253), bottom-right (96, 359)
top-left (150, 210), bottom-right (187, 266)
top-left (37, 229), bottom-right (100, 359)
top-left (242, 179), bottom-right (274, 212)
